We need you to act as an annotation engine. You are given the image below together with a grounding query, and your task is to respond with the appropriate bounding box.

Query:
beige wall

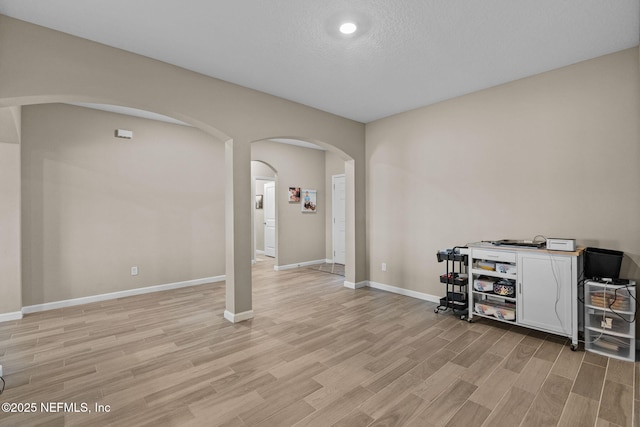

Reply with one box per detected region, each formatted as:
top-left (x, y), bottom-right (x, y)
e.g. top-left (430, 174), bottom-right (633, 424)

top-left (21, 104), bottom-right (225, 305)
top-left (366, 48), bottom-right (640, 298)
top-left (252, 141), bottom-right (327, 266)
top-left (0, 106), bottom-right (21, 144)
top-left (0, 107), bottom-right (22, 315)
top-left (0, 15), bottom-right (366, 318)
top-left (253, 150), bottom-right (344, 264)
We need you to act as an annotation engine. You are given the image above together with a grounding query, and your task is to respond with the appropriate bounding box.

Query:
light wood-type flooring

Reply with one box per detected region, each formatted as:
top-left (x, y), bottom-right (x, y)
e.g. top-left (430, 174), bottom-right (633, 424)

top-left (0, 255), bottom-right (637, 426)
top-left (305, 262), bottom-right (345, 277)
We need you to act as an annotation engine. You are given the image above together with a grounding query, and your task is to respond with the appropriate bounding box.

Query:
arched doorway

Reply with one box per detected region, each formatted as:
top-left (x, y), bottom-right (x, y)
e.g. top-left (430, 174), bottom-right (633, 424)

top-left (251, 138), bottom-right (353, 278)
top-left (17, 102), bottom-right (227, 314)
top-left (251, 160), bottom-right (277, 263)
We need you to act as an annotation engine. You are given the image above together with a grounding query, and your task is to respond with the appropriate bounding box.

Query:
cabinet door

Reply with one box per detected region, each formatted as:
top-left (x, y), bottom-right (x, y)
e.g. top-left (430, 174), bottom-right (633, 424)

top-left (517, 253), bottom-right (572, 336)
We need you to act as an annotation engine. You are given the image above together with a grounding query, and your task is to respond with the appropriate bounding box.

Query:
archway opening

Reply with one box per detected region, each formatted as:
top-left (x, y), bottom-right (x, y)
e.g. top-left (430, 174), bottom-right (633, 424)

top-left (4, 100), bottom-right (230, 319)
top-left (250, 137), bottom-right (354, 282)
top-left (251, 160), bottom-right (277, 264)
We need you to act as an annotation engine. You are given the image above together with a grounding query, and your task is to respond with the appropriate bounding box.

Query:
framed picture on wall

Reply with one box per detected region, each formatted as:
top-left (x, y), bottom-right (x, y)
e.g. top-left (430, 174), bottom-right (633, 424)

top-left (301, 189), bottom-right (317, 213)
top-left (255, 194), bottom-right (263, 209)
top-left (288, 187), bottom-right (301, 203)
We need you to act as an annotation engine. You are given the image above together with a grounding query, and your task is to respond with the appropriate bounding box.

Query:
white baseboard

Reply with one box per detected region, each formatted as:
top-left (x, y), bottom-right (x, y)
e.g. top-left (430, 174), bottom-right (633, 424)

top-left (344, 280), bottom-right (367, 289)
top-left (274, 259), bottom-right (326, 271)
top-left (0, 311), bottom-right (23, 323)
top-left (325, 258), bottom-right (334, 264)
top-left (224, 310), bottom-right (254, 323)
top-left (367, 281), bottom-right (440, 303)
top-left (22, 275), bottom-right (225, 315)
top-left (256, 250), bottom-right (265, 255)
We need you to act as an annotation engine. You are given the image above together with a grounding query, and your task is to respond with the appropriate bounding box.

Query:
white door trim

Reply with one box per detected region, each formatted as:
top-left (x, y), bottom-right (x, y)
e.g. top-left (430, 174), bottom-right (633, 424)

top-left (332, 174), bottom-right (346, 265)
top-left (263, 181), bottom-right (276, 258)
top-left (252, 175), bottom-right (275, 262)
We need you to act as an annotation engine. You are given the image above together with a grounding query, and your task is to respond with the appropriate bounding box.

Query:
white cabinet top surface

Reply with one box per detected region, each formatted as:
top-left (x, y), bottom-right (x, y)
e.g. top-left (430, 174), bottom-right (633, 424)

top-left (468, 242), bottom-right (584, 257)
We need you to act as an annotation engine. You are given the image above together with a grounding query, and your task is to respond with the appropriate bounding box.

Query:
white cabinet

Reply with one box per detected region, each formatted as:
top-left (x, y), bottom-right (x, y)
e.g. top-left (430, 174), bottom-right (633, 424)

top-left (517, 253), bottom-right (574, 337)
top-left (468, 244), bottom-right (580, 350)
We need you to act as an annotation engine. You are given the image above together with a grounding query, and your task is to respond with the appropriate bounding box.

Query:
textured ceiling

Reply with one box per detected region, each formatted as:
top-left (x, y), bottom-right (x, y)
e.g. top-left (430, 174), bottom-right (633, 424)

top-left (0, 1), bottom-right (638, 123)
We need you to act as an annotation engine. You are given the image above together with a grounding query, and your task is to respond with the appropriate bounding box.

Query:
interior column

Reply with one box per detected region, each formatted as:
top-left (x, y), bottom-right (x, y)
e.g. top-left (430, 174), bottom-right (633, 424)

top-left (224, 139), bottom-right (254, 322)
top-left (344, 159), bottom-right (367, 288)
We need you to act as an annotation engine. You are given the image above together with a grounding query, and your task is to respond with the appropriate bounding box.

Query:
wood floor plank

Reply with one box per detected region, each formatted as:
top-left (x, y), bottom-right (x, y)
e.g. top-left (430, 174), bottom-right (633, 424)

top-left (254, 399), bottom-right (317, 427)
top-left (557, 393), bottom-right (599, 427)
top-left (584, 350), bottom-right (609, 367)
top-left (598, 380), bottom-right (633, 427)
top-left (294, 386), bottom-right (374, 427)
top-left (488, 329), bottom-right (526, 357)
top-left (450, 327), bottom-right (505, 368)
top-left (412, 362), bottom-right (466, 404)
top-left (550, 344), bottom-right (584, 381)
top-left (408, 348), bottom-right (458, 381)
top-left (572, 360), bottom-right (607, 401)
top-left (361, 357), bottom-right (419, 393)
top-left (606, 359), bottom-right (634, 387)
top-left (364, 344), bottom-right (415, 373)
top-left (407, 379), bottom-right (477, 426)
top-left (242, 378), bottom-right (324, 423)
top-left (520, 330), bottom-right (547, 349)
top-left (533, 338), bottom-right (564, 363)
top-left (368, 393), bottom-right (424, 427)
top-left (188, 390), bottom-right (265, 427)
top-left (520, 373), bottom-right (572, 427)
top-left (407, 336), bottom-right (452, 362)
top-left (454, 351), bottom-right (503, 386)
top-left (443, 330), bottom-right (483, 353)
top-left (444, 400), bottom-right (491, 427)
top-left (481, 386), bottom-right (536, 427)
top-left (358, 370), bottom-right (423, 419)
top-left (502, 343), bottom-right (538, 374)
top-left (514, 356), bottom-right (554, 395)
top-left (468, 367), bottom-right (519, 410)
top-left (331, 409), bottom-right (374, 427)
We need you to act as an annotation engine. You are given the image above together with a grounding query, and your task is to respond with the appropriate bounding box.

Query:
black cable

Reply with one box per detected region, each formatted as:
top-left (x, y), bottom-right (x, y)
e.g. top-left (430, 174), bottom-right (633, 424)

top-left (606, 284), bottom-right (637, 324)
top-left (532, 235), bottom-right (547, 244)
top-left (0, 376), bottom-right (5, 395)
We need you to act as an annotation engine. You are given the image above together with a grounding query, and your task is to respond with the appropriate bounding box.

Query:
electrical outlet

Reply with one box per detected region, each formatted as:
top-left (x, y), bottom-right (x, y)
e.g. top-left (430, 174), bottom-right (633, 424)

top-left (131, 266), bottom-right (138, 276)
top-left (381, 262), bottom-right (387, 272)
top-left (0, 364), bottom-right (4, 377)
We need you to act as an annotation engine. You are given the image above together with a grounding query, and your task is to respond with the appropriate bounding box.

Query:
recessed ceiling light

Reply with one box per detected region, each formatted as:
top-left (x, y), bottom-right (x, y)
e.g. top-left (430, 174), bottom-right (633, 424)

top-left (339, 22), bottom-right (357, 35)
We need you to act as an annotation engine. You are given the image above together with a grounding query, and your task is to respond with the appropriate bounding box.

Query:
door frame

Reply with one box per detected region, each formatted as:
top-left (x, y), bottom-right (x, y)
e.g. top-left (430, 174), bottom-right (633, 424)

top-left (252, 175), bottom-right (276, 263)
top-left (332, 174), bottom-right (346, 265)
top-left (263, 181), bottom-right (276, 259)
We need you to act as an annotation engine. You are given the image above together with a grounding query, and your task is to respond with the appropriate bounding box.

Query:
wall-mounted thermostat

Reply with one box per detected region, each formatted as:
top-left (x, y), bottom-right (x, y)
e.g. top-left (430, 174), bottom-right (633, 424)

top-left (115, 129), bottom-right (133, 139)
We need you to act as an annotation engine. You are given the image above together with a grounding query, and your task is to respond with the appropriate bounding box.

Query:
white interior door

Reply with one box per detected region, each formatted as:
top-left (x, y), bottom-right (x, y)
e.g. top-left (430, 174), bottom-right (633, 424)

top-left (264, 181), bottom-right (276, 258)
top-left (332, 175), bottom-right (346, 265)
